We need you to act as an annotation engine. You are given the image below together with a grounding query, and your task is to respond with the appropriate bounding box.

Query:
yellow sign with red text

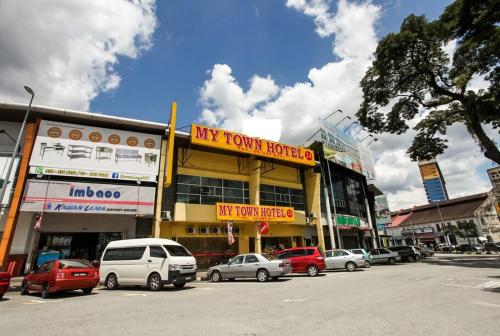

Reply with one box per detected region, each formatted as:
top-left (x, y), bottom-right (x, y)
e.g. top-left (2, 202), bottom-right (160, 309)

top-left (216, 203), bottom-right (295, 222)
top-left (191, 124), bottom-right (315, 166)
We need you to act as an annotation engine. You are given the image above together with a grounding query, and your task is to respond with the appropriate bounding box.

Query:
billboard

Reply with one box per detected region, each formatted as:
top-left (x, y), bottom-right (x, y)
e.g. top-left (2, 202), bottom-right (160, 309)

top-left (216, 203), bottom-right (295, 222)
top-left (375, 195), bottom-right (391, 226)
top-left (20, 179), bottom-right (155, 215)
top-left (317, 118), bottom-right (375, 180)
top-left (419, 162), bottom-right (441, 180)
top-left (29, 120), bottom-right (162, 182)
top-left (191, 124), bottom-right (315, 166)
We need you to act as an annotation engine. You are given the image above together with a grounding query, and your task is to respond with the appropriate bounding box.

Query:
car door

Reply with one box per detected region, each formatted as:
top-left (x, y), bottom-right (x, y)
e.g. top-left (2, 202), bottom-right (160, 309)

top-left (225, 255), bottom-right (244, 278)
top-left (119, 246), bottom-right (147, 284)
top-left (290, 249), bottom-right (307, 272)
top-left (148, 246), bottom-right (168, 281)
top-left (324, 251), bottom-right (335, 269)
top-left (377, 249), bottom-right (391, 262)
top-left (369, 249), bottom-right (380, 264)
top-left (31, 261), bottom-right (55, 291)
top-left (332, 250), bottom-right (349, 269)
top-left (242, 255), bottom-right (261, 278)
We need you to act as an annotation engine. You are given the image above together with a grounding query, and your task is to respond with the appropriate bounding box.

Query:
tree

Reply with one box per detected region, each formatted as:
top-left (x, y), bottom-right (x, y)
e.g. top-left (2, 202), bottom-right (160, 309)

top-left (456, 220), bottom-right (479, 247)
top-left (357, 0), bottom-right (499, 164)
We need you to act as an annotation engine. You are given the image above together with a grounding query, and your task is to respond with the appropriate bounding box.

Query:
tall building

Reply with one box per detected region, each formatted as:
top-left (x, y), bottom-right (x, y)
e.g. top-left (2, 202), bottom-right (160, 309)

top-left (418, 159), bottom-right (449, 203)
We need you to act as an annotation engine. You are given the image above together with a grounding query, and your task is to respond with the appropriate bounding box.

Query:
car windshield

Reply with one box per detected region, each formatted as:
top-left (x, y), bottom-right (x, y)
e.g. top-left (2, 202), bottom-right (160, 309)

top-left (164, 245), bottom-right (192, 256)
top-left (59, 260), bottom-right (93, 269)
top-left (262, 254), bottom-right (276, 261)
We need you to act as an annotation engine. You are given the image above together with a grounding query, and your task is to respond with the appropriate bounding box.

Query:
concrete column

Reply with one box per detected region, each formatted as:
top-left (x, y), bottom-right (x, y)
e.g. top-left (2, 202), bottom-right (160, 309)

top-left (249, 157), bottom-right (261, 253)
top-left (304, 168), bottom-right (325, 251)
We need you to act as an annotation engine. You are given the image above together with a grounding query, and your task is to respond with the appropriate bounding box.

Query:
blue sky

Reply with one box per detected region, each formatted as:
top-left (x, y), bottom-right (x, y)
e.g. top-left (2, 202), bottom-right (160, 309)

top-left (90, 0), bottom-right (453, 128)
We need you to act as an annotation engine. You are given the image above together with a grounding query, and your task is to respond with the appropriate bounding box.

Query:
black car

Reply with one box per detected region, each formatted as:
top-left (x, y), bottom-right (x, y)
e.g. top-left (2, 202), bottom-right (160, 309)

top-left (484, 242), bottom-right (500, 252)
top-left (388, 246), bottom-right (420, 262)
top-left (455, 244), bottom-right (485, 253)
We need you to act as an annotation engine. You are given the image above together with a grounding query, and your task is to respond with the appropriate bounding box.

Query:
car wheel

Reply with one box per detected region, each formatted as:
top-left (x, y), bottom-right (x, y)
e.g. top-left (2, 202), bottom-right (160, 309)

top-left (388, 258), bottom-right (396, 265)
top-left (41, 283), bottom-right (50, 299)
top-left (365, 261), bottom-right (371, 268)
top-left (82, 288), bottom-right (93, 295)
top-left (256, 269), bottom-right (269, 282)
top-left (415, 255), bottom-right (421, 261)
top-left (211, 271), bottom-right (222, 283)
top-left (147, 273), bottom-right (162, 291)
top-left (174, 283), bottom-right (186, 289)
top-left (345, 262), bottom-right (356, 272)
top-left (20, 281), bottom-right (29, 295)
top-left (307, 265), bottom-right (319, 277)
top-left (407, 256), bottom-right (415, 263)
top-left (105, 274), bottom-right (118, 290)
top-left (421, 254), bottom-right (426, 259)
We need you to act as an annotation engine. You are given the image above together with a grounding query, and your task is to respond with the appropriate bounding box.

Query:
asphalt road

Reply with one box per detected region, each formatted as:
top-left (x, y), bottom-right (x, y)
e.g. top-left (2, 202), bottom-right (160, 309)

top-left (1, 254), bottom-right (499, 336)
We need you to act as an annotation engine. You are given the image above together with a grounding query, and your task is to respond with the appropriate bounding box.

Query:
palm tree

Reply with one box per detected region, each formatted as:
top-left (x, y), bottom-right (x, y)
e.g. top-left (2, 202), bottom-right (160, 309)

top-left (442, 224), bottom-right (459, 246)
top-left (456, 221), bottom-right (479, 247)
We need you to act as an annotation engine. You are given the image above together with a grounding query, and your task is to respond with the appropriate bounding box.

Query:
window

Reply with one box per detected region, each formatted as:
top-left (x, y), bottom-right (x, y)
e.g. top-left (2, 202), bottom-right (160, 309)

top-left (325, 251), bottom-right (333, 258)
top-left (277, 251), bottom-right (290, 259)
top-left (230, 255), bottom-right (244, 265)
top-left (291, 249), bottom-right (307, 257)
top-left (333, 250), bottom-right (348, 257)
top-left (260, 184), bottom-right (305, 210)
top-left (245, 255), bottom-right (259, 263)
top-left (59, 260), bottom-right (93, 269)
top-left (37, 261), bottom-right (55, 273)
top-left (103, 247), bottom-right (146, 261)
top-left (306, 249), bottom-right (316, 255)
top-left (164, 245), bottom-right (191, 256)
top-left (150, 246), bottom-right (167, 258)
top-left (370, 250), bottom-right (379, 255)
top-left (176, 174), bottom-right (249, 205)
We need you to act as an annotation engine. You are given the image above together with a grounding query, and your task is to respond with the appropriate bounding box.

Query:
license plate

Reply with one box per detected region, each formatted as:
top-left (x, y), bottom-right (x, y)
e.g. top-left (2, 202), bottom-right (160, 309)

top-left (73, 273), bottom-right (87, 277)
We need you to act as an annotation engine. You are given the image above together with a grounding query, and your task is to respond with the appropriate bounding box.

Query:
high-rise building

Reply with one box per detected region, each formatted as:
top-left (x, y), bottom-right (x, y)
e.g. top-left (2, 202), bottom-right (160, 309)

top-left (418, 159), bottom-right (449, 203)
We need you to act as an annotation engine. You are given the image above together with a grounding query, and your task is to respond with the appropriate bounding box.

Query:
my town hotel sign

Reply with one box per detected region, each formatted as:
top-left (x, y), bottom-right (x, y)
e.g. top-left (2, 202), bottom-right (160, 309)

top-left (190, 124), bottom-right (315, 166)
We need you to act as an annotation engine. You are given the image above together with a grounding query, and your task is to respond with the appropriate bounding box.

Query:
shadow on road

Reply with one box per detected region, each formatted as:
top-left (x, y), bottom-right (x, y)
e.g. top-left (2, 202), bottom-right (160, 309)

top-left (422, 256), bottom-right (500, 269)
top-left (97, 285), bottom-right (196, 292)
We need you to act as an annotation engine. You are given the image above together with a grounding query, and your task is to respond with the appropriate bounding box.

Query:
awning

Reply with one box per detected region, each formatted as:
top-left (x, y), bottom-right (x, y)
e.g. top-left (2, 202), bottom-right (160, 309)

top-left (337, 225), bottom-right (356, 230)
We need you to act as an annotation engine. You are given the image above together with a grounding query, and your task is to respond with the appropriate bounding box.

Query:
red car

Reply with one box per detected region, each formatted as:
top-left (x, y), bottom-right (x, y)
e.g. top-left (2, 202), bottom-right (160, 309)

top-left (275, 247), bottom-right (325, 276)
top-left (0, 271), bottom-right (10, 300)
top-left (21, 259), bottom-right (99, 299)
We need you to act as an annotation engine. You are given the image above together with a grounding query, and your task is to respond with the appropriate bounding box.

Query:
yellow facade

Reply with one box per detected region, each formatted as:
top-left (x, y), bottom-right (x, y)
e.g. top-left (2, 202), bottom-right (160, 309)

top-left (160, 145), bottom-right (324, 257)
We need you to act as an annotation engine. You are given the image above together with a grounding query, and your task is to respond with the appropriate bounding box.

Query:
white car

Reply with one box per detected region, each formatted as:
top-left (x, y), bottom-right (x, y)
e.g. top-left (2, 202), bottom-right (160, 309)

top-left (324, 249), bottom-right (367, 272)
top-left (99, 238), bottom-right (197, 291)
top-left (369, 248), bottom-right (401, 265)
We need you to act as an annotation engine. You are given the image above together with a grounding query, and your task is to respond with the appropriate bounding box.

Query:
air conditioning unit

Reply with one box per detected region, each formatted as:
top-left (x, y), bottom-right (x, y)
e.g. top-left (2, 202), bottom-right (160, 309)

top-left (161, 211), bottom-right (171, 220)
top-left (199, 226), bottom-right (209, 235)
top-left (186, 226), bottom-right (197, 235)
top-left (210, 226), bottom-right (221, 234)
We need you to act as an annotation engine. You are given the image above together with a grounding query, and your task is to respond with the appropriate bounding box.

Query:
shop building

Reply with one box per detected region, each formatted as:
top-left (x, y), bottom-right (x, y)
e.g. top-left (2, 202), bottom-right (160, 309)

top-left (159, 124), bottom-right (323, 268)
top-left (388, 193), bottom-right (490, 247)
top-left (0, 103), bottom-right (165, 275)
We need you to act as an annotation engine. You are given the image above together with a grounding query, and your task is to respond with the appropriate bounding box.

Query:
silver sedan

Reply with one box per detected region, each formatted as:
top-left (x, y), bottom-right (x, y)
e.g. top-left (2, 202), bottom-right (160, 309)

top-left (324, 249), bottom-right (368, 272)
top-left (207, 253), bottom-right (292, 282)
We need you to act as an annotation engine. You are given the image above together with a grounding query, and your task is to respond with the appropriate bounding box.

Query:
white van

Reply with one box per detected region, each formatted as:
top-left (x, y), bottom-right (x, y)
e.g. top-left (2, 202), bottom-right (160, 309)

top-left (99, 238), bottom-right (197, 290)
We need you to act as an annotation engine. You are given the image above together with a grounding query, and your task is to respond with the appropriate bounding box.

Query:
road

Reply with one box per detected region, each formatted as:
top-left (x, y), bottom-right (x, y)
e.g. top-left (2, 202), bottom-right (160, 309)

top-left (1, 254), bottom-right (499, 336)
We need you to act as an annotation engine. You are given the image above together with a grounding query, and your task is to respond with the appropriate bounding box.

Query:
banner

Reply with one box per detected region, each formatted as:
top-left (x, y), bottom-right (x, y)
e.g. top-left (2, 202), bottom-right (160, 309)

top-left (20, 179), bottom-right (155, 215)
top-left (216, 203), bottom-right (295, 222)
top-left (191, 124), bottom-right (315, 166)
top-left (29, 120), bottom-right (162, 182)
top-left (374, 195), bottom-right (391, 226)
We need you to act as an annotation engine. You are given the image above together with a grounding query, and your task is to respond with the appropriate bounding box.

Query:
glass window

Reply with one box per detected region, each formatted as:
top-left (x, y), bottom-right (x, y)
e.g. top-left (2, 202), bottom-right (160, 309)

top-left (325, 251), bottom-right (333, 258)
top-left (291, 249), bottom-right (306, 257)
top-left (230, 255), bottom-right (244, 265)
top-left (103, 247), bottom-right (146, 261)
top-left (277, 251), bottom-right (290, 259)
top-left (201, 177), bottom-right (222, 187)
top-left (164, 245), bottom-right (191, 256)
top-left (224, 180), bottom-right (243, 189)
top-left (150, 246), bottom-right (167, 258)
top-left (370, 250), bottom-right (379, 255)
top-left (245, 255), bottom-right (259, 263)
top-left (176, 174), bottom-right (248, 205)
top-left (59, 260), bottom-right (92, 269)
top-left (178, 174), bottom-right (200, 185)
top-left (306, 249), bottom-right (316, 255)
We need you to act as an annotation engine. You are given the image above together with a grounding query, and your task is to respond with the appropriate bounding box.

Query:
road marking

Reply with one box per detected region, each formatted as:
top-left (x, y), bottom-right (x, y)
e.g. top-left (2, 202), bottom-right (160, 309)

top-left (121, 293), bottom-right (148, 297)
top-left (480, 281), bottom-right (500, 289)
top-left (472, 301), bottom-right (500, 309)
top-left (283, 298), bottom-right (307, 302)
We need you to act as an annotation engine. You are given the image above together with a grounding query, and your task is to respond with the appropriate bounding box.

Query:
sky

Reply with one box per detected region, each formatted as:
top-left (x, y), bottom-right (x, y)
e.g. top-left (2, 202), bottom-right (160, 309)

top-left (0, 0), bottom-right (498, 209)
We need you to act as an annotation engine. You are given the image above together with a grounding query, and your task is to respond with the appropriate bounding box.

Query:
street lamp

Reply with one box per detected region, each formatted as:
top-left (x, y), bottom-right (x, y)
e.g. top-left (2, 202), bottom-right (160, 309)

top-left (0, 86), bottom-right (34, 208)
top-left (360, 133), bottom-right (373, 143)
top-left (366, 137), bottom-right (378, 147)
top-left (322, 109), bottom-right (343, 121)
top-left (343, 121), bottom-right (359, 133)
top-left (335, 115), bottom-right (351, 127)
top-left (353, 126), bottom-right (367, 136)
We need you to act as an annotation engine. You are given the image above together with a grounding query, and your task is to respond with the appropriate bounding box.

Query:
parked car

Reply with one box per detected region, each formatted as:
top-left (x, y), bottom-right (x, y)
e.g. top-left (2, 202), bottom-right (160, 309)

top-left (349, 249), bottom-right (371, 267)
top-left (0, 271), bottom-right (10, 300)
top-left (388, 246), bottom-right (420, 262)
top-left (275, 247), bottom-right (325, 277)
top-left (100, 238), bottom-right (197, 291)
top-left (324, 249), bottom-right (367, 272)
top-left (369, 248), bottom-right (401, 265)
top-left (207, 253), bottom-right (292, 282)
top-left (20, 259), bottom-right (99, 299)
top-left (484, 242), bottom-right (500, 252)
top-left (415, 246), bottom-right (434, 258)
top-left (436, 243), bottom-right (455, 253)
top-left (455, 244), bottom-right (485, 253)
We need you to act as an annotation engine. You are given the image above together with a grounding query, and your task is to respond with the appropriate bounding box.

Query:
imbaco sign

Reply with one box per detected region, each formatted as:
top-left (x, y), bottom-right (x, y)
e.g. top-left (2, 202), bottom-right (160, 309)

top-left (216, 203), bottom-right (295, 222)
top-left (191, 124), bottom-right (315, 166)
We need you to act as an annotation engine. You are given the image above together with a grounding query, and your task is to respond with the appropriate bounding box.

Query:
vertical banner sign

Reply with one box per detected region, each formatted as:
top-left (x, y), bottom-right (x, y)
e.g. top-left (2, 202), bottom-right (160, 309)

top-left (164, 102), bottom-right (177, 188)
top-left (227, 221), bottom-right (235, 245)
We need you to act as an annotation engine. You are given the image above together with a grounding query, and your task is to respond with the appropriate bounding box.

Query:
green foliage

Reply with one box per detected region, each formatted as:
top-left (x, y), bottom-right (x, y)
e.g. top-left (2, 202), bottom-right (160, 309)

top-left (357, 0), bottom-right (500, 164)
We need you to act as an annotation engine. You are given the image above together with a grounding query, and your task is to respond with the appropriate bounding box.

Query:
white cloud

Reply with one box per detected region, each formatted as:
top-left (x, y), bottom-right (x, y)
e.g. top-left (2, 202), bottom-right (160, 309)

top-left (0, 0), bottom-right (157, 111)
top-left (197, 0), bottom-right (494, 210)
